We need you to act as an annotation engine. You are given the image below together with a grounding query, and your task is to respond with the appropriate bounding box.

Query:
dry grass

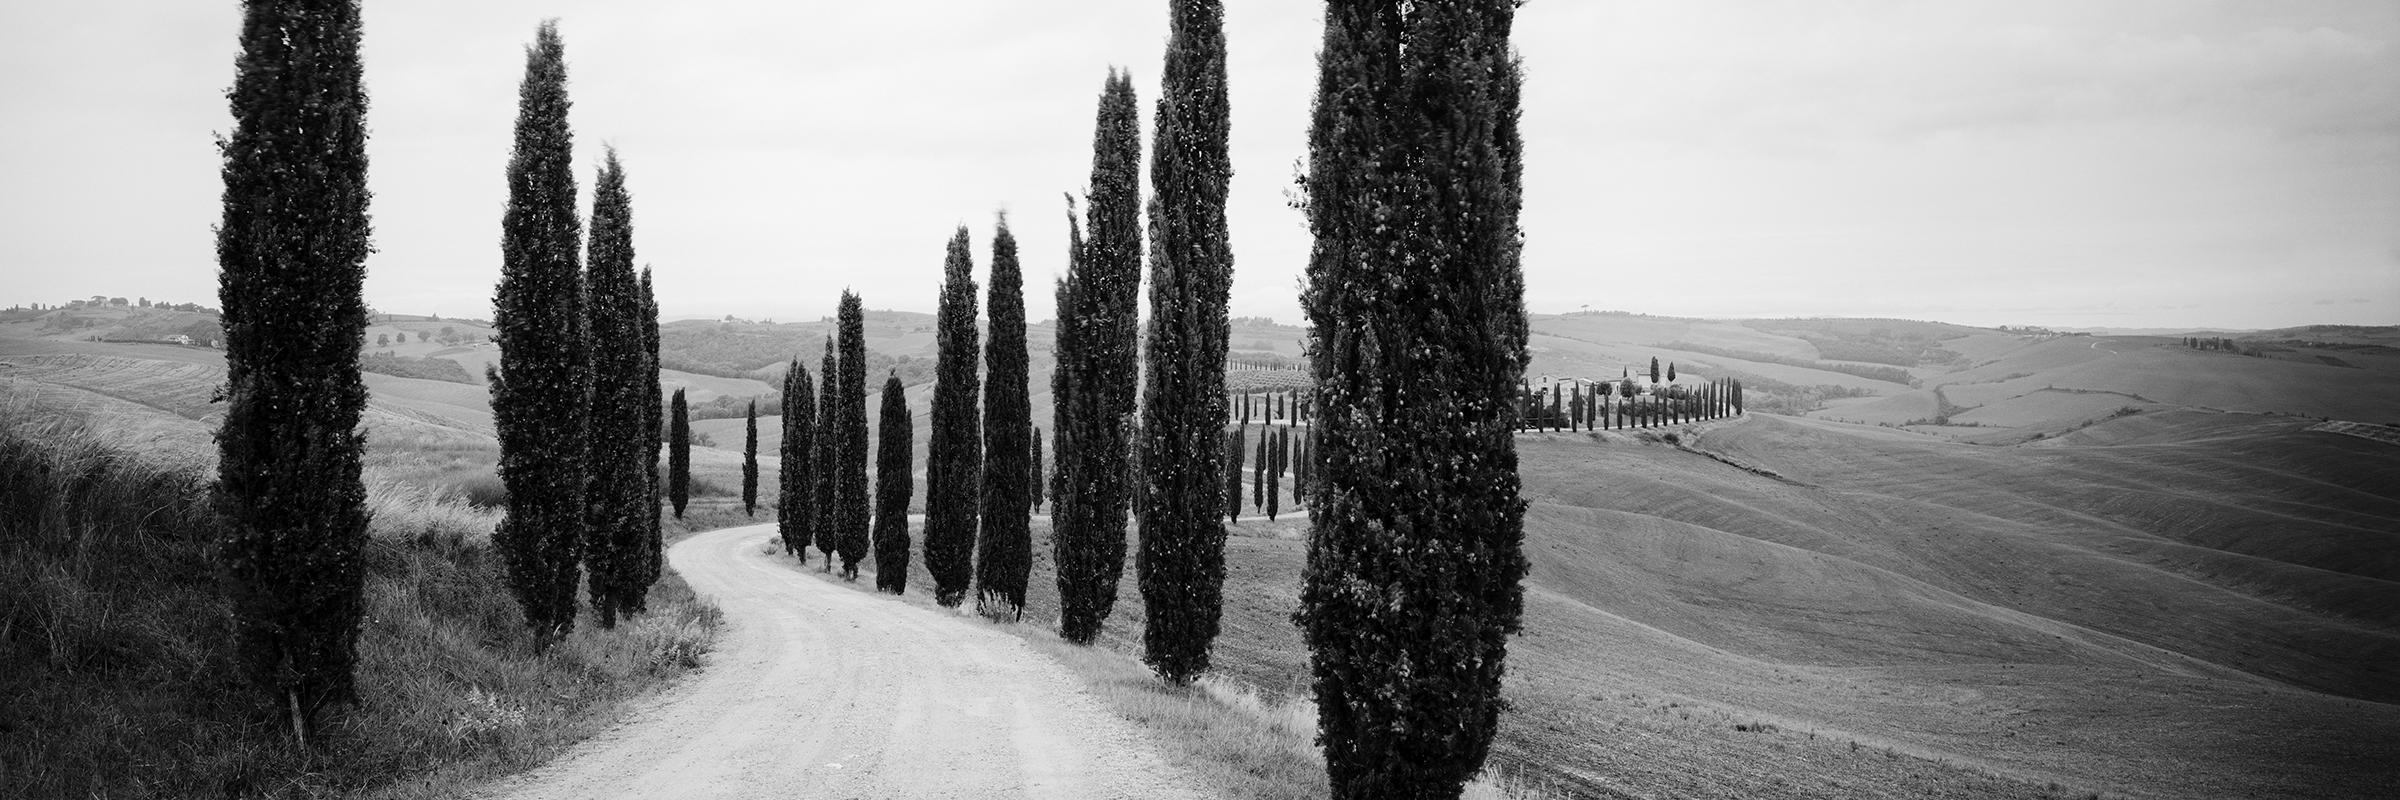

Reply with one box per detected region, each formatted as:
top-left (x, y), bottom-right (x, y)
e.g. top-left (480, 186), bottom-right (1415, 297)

top-left (0, 401), bottom-right (722, 800)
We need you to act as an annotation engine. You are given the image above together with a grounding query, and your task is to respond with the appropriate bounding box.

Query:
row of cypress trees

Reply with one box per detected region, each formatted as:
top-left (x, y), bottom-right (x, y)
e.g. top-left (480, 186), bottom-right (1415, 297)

top-left (752, 0), bottom-right (1237, 697)
top-left (748, 3), bottom-right (1528, 796)
top-left (212, 10), bottom-right (679, 740)
top-left (1516, 376), bottom-right (1746, 431)
top-left (489, 21), bottom-right (665, 644)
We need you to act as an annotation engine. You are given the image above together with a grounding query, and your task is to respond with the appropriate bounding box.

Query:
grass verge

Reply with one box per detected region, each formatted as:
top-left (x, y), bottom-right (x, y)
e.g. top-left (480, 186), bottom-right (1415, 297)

top-left (0, 402), bottom-right (721, 800)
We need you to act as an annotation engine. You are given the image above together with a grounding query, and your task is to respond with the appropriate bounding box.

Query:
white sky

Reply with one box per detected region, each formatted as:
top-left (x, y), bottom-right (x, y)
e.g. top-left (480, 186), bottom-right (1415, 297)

top-left (2, 1), bottom-right (2393, 330)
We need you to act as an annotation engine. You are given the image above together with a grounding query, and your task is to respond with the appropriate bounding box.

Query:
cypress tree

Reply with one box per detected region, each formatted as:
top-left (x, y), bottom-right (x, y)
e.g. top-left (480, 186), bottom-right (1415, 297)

top-left (1052, 69), bottom-right (1145, 642)
top-left (1570, 383), bottom-right (1584, 431)
top-left (668, 388), bottom-right (690, 518)
top-left (873, 371), bottom-right (914, 593)
top-left (1296, 2), bottom-right (1528, 797)
top-left (1029, 427), bottom-right (1044, 513)
top-left (1223, 424), bottom-right (1245, 523)
top-left (741, 398), bottom-right (760, 516)
top-left (214, 0), bottom-right (373, 730)
top-left (1136, 0), bottom-right (1234, 686)
top-left (1266, 428), bottom-right (1282, 520)
top-left (634, 268), bottom-right (663, 604)
top-left (1651, 356), bottom-right (1662, 384)
top-left (1668, 361), bottom-right (1677, 382)
top-left (490, 20), bottom-right (588, 644)
top-left (778, 358), bottom-right (815, 560)
top-left (926, 227), bottom-right (982, 606)
top-left (1253, 433), bottom-right (1267, 511)
top-left (977, 217), bottom-right (1033, 618)
top-left (812, 337), bottom-right (840, 567)
top-left (835, 291), bottom-right (870, 579)
top-left (582, 148), bottom-right (648, 628)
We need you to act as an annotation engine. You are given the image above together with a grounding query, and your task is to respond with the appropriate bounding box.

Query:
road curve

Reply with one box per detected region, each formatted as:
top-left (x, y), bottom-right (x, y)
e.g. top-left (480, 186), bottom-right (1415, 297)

top-left (475, 523), bottom-right (1217, 800)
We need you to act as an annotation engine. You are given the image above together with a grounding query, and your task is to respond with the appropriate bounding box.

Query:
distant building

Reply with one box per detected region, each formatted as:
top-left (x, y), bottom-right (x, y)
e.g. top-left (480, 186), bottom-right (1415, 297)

top-left (166, 334), bottom-right (193, 346)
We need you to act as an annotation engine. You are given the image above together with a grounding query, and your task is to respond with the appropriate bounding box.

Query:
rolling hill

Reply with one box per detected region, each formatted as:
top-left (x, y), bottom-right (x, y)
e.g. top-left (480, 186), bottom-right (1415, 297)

top-left (5, 308), bottom-right (2394, 798)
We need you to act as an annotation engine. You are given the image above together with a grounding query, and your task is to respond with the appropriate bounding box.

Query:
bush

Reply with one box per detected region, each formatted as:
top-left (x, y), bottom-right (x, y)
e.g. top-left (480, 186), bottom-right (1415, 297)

top-left (448, 471), bottom-right (509, 509)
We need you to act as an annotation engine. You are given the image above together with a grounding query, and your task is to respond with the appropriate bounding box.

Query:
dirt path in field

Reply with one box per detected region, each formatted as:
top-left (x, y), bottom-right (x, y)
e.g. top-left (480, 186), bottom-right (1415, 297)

top-left (476, 523), bottom-right (1217, 800)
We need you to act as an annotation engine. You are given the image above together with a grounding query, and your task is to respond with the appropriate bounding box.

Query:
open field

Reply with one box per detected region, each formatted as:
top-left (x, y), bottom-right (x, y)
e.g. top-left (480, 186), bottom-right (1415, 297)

top-left (7, 313), bottom-right (2396, 798)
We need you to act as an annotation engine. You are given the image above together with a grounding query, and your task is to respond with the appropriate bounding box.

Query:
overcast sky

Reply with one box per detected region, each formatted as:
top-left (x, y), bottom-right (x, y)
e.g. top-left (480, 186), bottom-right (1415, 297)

top-left (2, 1), bottom-right (2393, 330)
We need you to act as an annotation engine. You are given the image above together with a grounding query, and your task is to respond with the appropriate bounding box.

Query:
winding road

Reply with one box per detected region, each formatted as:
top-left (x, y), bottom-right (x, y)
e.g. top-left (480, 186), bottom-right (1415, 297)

top-left (475, 524), bottom-right (1217, 800)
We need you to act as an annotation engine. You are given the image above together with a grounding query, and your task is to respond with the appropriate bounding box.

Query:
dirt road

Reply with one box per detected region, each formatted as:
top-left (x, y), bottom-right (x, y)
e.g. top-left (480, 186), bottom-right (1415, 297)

top-left (477, 524), bottom-right (1217, 800)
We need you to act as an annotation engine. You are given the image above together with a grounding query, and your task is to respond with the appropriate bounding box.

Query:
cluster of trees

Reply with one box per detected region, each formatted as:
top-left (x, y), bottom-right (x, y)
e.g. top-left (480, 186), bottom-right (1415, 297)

top-left (1516, 375), bottom-right (1744, 431)
top-left (487, 22), bottom-right (666, 640)
top-left (211, 1), bottom-right (1539, 794)
top-left (2184, 336), bottom-right (2242, 351)
top-left (1219, 415), bottom-right (1308, 523)
top-left (207, 6), bottom-right (669, 744)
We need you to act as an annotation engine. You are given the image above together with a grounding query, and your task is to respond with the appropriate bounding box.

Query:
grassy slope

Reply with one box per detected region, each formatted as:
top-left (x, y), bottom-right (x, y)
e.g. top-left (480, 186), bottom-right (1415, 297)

top-left (0, 403), bottom-right (721, 800)
top-left (1513, 414), bottom-right (2399, 799)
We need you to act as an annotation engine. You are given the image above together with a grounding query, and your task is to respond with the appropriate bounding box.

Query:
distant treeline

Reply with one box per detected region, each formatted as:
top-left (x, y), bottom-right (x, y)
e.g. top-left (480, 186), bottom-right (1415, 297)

top-left (1706, 369), bottom-right (1875, 415)
top-left (1659, 341), bottom-right (1918, 386)
top-left (359, 352), bottom-right (473, 384)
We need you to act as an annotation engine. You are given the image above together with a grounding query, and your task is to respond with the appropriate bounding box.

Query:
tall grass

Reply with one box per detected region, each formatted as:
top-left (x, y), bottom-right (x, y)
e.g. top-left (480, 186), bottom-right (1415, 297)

top-left (0, 402), bottom-right (720, 799)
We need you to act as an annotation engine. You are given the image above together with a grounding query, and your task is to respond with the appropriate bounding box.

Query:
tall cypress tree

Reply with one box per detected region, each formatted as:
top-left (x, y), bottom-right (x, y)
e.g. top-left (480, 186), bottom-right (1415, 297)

top-left (1296, 2), bottom-right (1528, 797)
top-left (1253, 433), bottom-right (1267, 511)
top-left (490, 20), bottom-right (588, 644)
top-left (1139, 0), bottom-right (1235, 685)
top-left (926, 228), bottom-right (981, 606)
top-left (778, 359), bottom-right (815, 560)
top-left (582, 148), bottom-right (648, 628)
top-left (1265, 428), bottom-right (1282, 520)
top-left (1029, 428), bottom-right (1045, 513)
top-left (834, 292), bottom-right (870, 579)
top-left (977, 217), bottom-right (1033, 618)
top-left (812, 337), bottom-right (840, 567)
top-left (741, 398), bottom-right (760, 516)
top-left (668, 388), bottom-right (690, 518)
top-left (214, 0), bottom-right (373, 730)
top-left (635, 268), bottom-right (663, 604)
top-left (873, 371), bottom-right (914, 593)
top-left (1223, 425), bottom-right (1245, 524)
top-left (1052, 68), bottom-right (1146, 645)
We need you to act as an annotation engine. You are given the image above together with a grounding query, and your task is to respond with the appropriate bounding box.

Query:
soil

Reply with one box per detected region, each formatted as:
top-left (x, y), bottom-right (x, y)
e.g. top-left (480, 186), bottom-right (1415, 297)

top-left (474, 524), bottom-right (1217, 800)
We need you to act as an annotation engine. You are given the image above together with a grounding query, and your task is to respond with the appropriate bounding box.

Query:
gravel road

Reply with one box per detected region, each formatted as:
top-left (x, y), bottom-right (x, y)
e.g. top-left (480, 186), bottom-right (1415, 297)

top-left (476, 523), bottom-right (1217, 800)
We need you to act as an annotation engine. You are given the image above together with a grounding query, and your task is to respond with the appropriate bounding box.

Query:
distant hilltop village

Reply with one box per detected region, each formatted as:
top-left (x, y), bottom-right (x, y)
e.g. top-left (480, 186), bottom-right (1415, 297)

top-left (3, 295), bottom-right (225, 348)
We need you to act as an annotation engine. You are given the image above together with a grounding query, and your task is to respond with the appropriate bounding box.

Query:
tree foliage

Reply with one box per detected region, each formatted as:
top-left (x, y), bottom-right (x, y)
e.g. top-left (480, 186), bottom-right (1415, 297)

top-left (926, 228), bottom-right (982, 606)
top-left (1051, 69), bottom-right (1146, 644)
top-left (1296, 2), bottom-right (1529, 797)
top-left (741, 398), bottom-right (759, 516)
top-left (213, 0), bottom-right (374, 724)
top-left (834, 292), bottom-right (870, 579)
top-left (668, 388), bottom-right (690, 518)
top-left (635, 268), bottom-right (663, 602)
top-left (812, 337), bottom-right (839, 566)
top-left (582, 148), bottom-right (651, 628)
top-left (1138, 0), bottom-right (1234, 685)
top-left (873, 371), bottom-right (913, 593)
top-left (778, 358), bottom-right (815, 560)
top-left (490, 20), bottom-right (589, 644)
top-left (977, 217), bottom-right (1033, 618)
